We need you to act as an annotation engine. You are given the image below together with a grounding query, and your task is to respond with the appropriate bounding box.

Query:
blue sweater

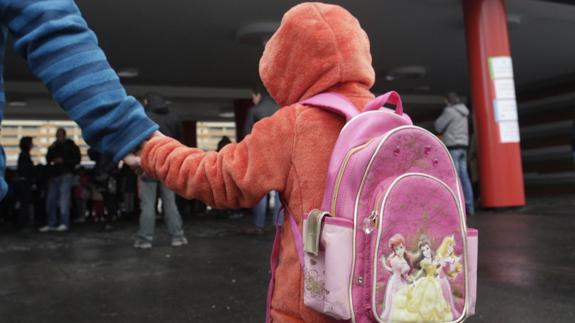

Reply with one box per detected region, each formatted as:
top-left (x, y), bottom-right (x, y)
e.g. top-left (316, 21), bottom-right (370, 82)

top-left (0, 0), bottom-right (159, 200)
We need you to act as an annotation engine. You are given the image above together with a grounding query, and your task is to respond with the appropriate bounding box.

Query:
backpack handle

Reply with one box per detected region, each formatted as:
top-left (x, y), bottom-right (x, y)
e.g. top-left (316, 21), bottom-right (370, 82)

top-left (364, 91), bottom-right (404, 116)
top-left (300, 93), bottom-right (359, 121)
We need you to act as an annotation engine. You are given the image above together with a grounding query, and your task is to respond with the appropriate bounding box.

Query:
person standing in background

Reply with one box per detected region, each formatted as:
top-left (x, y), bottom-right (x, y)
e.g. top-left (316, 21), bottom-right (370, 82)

top-left (134, 93), bottom-right (186, 249)
top-left (118, 163), bottom-right (138, 217)
top-left (435, 93), bottom-right (475, 216)
top-left (216, 136), bottom-right (243, 220)
top-left (217, 136), bottom-right (232, 152)
top-left (88, 148), bottom-right (119, 229)
top-left (15, 137), bottom-right (36, 228)
top-left (39, 128), bottom-right (81, 232)
top-left (241, 85), bottom-right (281, 235)
top-left (72, 166), bottom-right (90, 223)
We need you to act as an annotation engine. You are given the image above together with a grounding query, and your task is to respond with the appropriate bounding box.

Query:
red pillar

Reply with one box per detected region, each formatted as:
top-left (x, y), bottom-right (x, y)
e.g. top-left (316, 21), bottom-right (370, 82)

top-left (463, 0), bottom-right (525, 207)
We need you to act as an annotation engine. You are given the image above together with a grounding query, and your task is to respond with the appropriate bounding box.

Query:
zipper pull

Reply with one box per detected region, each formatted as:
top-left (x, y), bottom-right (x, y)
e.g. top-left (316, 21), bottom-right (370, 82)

top-left (363, 210), bottom-right (378, 234)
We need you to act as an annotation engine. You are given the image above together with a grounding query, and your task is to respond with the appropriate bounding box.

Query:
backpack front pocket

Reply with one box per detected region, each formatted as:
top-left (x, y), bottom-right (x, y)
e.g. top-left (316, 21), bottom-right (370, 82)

top-left (371, 174), bottom-right (469, 323)
top-left (303, 210), bottom-right (354, 320)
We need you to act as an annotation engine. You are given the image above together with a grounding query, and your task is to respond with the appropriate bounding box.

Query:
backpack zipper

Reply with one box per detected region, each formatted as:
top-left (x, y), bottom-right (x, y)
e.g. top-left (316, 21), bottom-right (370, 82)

top-left (363, 192), bottom-right (384, 235)
top-left (330, 140), bottom-right (372, 217)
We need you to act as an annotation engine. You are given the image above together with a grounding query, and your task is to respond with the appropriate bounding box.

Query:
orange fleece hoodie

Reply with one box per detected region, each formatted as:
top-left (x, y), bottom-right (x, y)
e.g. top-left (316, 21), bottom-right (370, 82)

top-left (141, 3), bottom-right (376, 322)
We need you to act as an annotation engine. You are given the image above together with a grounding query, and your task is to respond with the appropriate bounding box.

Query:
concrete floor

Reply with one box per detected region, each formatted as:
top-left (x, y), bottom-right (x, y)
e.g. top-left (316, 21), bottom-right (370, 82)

top-left (0, 196), bottom-right (574, 323)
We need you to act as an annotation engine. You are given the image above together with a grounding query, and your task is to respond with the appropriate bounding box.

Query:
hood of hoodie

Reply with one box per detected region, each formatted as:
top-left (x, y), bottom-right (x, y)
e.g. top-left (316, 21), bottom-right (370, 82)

top-left (259, 3), bottom-right (375, 107)
top-left (451, 103), bottom-right (469, 117)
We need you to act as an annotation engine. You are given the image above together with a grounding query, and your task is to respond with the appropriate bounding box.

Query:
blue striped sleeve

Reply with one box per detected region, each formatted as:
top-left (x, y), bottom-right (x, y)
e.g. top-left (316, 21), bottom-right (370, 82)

top-left (0, 0), bottom-right (158, 161)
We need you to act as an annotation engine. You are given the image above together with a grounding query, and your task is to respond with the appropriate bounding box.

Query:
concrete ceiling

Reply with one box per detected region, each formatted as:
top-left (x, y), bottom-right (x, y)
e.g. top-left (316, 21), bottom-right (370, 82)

top-left (3, 0), bottom-right (575, 121)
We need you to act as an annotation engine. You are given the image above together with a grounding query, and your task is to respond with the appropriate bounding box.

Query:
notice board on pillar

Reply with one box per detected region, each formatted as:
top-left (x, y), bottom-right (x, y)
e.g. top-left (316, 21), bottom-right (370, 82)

top-left (489, 56), bottom-right (520, 143)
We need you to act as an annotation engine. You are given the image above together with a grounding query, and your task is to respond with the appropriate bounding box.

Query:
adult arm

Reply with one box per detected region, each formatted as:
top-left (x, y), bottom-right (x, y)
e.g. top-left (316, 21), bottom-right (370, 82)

top-left (0, 0), bottom-right (158, 162)
top-left (64, 141), bottom-right (81, 168)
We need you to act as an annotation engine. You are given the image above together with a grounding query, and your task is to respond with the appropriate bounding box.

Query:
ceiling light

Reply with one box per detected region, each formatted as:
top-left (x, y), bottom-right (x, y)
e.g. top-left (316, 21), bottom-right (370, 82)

top-left (387, 65), bottom-right (427, 80)
top-left (507, 14), bottom-right (522, 30)
top-left (507, 14), bottom-right (522, 25)
top-left (236, 22), bottom-right (280, 46)
top-left (117, 67), bottom-right (139, 78)
top-left (218, 112), bottom-right (235, 118)
top-left (8, 100), bottom-right (27, 107)
top-left (415, 85), bottom-right (432, 91)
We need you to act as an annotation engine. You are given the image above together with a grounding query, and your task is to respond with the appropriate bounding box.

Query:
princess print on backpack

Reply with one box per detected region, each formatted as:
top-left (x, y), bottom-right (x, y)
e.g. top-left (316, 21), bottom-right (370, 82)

top-left (380, 234), bottom-right (411, 322)
top-left (387, 235), bottom-right (454, 322)
top-left (437, 235), bottom-right (464, 318)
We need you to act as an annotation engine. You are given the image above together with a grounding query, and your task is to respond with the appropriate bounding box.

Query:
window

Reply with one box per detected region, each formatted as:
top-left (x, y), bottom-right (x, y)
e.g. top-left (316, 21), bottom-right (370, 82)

top-left (0, 120), bottom-right (92, 167)
top-left (196, 122), bottom-right (236, 151)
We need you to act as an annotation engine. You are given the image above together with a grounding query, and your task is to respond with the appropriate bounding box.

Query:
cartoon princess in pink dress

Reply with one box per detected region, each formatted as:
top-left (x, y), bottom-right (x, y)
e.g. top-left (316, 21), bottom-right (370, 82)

top-left (380, 233), bottom-right (411, 321)
top-left (435, 235), bottom-right (463, 319)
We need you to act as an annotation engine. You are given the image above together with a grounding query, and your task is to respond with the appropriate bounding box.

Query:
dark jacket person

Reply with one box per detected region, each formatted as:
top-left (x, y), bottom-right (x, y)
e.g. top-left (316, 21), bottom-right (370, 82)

top-left (40, 128), bottom-right (81, 232)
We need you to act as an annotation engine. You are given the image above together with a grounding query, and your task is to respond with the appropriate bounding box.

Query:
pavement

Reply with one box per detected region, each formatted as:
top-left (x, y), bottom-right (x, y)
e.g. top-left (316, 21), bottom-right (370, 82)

top-left (0, 195), bottom-right (574, 323)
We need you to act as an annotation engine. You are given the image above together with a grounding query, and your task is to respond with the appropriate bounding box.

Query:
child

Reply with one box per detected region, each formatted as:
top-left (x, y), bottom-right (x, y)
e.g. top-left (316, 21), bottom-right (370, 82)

top-left (72, 167), bottom-right (90, 223)
top-left (140, 3), bottom-right (376, 322)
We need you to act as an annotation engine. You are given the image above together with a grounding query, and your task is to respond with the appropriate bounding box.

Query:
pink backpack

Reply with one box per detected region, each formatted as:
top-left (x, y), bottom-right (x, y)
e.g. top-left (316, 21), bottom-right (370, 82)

top-left (269, 92), bottom-right (478, 323)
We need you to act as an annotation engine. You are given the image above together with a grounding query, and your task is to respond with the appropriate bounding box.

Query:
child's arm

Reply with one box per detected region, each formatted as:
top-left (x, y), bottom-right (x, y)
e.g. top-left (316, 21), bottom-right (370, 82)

top-left (141, 106), bottom-right (297, 209)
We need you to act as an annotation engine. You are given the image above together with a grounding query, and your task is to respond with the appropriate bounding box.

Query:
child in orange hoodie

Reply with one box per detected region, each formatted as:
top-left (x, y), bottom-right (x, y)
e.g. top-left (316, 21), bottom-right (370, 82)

top-left (140, 3), bottom-right (376, 322)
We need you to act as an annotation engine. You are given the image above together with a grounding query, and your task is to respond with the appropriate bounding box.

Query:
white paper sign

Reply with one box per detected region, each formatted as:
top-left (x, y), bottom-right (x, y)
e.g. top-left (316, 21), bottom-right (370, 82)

top-left (494, 99), bottom-right (518, 121)
top-left (499, 120), bottom-right (520, 143)
top-left (489, 56), bottom-right (514, 79)
top-left (494, 79), bottom-right (516, 99)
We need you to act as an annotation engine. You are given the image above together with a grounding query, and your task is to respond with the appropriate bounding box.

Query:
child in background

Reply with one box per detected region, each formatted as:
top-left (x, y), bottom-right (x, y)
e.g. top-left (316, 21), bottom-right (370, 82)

top-left (72, 167), bottom-right (90, 223)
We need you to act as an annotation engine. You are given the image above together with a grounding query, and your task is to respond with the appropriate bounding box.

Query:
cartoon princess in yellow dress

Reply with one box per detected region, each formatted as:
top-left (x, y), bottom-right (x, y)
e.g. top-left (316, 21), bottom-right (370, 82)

top-left (436, 235), bottom-right (463, 319)
top-left (389, 235), bottom-right (452, 323)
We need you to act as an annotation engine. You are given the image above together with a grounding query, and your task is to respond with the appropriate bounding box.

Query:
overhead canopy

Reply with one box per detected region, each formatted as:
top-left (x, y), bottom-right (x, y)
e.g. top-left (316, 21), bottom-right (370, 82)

top-left (3, 0), bottom-right (575, 120)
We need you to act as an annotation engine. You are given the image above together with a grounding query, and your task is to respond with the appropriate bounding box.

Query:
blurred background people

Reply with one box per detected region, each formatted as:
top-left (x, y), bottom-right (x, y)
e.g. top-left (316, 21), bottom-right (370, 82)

top-left (217, 136), bottom-right (232, 152)
top-left (134, 93), bottom-right (186, 249)
top-left (435, 92), bottom-right (475, 216)
top-left (14, 137), bottom-right (36, 229)
top-left (241, 85), bottom-right (281, 235)
top-left (39, 128), bottom-right (81, 232)
top-left (88, 148), bottom-right (120, 230)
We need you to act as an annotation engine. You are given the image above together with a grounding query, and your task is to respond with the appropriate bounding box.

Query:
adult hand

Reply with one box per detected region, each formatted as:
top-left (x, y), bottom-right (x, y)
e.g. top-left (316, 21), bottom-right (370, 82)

top-left (123, 153), bottom-right (142, 175)
top-left (123, 131), bottom-right (164, 176)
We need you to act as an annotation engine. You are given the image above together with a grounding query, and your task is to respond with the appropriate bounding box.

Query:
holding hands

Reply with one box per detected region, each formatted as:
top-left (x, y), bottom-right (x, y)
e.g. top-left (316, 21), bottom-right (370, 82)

top-left (123, 131), bottom-right (164, 175)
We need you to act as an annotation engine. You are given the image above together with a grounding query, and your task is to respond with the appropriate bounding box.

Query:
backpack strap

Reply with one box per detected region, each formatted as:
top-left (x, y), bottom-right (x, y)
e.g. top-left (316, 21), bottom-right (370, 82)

top-left (300, 92), bottom-right (359, 121)
top-left (265, 199), bottom-right (304, 323)
top-left (266, 203), bottom-right (284, 323)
